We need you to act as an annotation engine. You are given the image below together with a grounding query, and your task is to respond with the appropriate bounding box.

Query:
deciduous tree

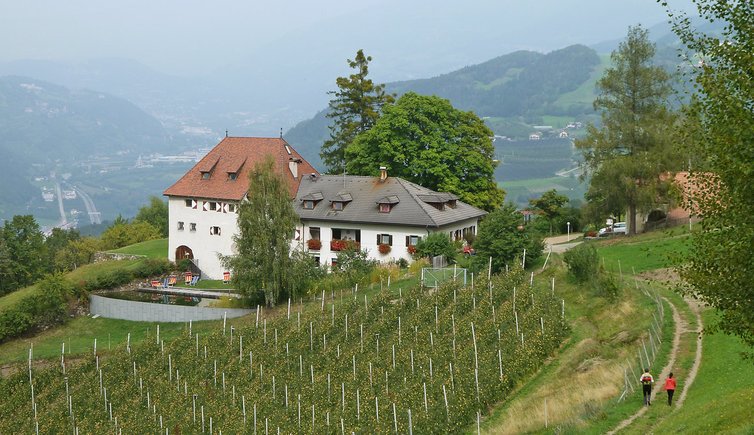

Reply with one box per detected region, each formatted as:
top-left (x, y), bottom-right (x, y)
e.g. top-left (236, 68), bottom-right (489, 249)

top-left (346, 92), bottom-right (505, 211)
top-left (472, 203), bottom-right (543, 273)
top-left (664, 0), bottom-right (754, 354)
top-left (222, 156), bottom-right (299, 306)
top-left (0, 215), bottom-right (46, 295)
top-left (528, 189), bottom-right (569, 235)
top-left (321, 49), bottom-right (394, 174)
top-left (134, 196), bottom-right (169, 237)
top-left (575, 25), bottom-right (679, 235)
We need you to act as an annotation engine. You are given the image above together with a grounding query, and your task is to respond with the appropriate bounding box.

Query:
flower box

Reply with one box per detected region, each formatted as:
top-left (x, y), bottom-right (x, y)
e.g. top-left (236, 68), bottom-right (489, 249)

top-left (378, 243), bottom-right (391, 255)
top-left (307, 239), bottom-right (322, 250)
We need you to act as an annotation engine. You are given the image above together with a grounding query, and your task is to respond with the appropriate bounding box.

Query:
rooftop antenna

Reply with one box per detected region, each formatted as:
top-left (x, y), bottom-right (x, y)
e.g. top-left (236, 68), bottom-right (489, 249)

top-left (225, 129), bottom-right (228, 138)
top-left (280, 128), bottom-right (283, 138)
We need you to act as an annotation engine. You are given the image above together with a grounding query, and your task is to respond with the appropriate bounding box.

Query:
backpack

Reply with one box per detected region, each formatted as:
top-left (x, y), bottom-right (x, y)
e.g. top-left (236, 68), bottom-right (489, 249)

top-left (641, 375), bottom-right (652, 385)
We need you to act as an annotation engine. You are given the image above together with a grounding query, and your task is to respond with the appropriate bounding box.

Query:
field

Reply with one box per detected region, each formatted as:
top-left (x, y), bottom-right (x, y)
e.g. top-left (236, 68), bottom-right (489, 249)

top-left (0, 267), bottom-right (568, 433)
top-left (500, 175), bottom-right (587, 208)
top-left (108, 238), bottom-right (168, 259)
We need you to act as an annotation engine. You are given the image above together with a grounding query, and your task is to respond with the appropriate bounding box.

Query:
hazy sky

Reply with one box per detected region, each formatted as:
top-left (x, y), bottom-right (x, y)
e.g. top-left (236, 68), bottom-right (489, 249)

top-left (0, 0), bottom-right (698, 77)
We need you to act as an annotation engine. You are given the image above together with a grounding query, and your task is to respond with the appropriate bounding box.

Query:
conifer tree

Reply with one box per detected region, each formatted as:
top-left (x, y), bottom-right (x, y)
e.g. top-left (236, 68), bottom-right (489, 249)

top-left (575, 25), bottom-right (679, 234)
top-left (321, 49), bottom-right (394, 174)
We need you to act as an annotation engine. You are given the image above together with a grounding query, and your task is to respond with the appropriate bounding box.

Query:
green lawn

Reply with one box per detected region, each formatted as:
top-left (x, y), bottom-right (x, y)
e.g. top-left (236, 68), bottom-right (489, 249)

top-left (0, 284), bottom-right (38, 311)
top-left (108, 238), bottom-right (168, 259)
top-left (594, 227), bottom-right (691, 274)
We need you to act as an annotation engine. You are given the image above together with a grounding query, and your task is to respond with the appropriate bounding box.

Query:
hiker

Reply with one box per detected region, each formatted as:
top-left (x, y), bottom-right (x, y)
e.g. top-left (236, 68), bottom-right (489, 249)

top-left (639, 368), bottom-right (654, 406)
top-left (665, 372), bottom-right (677, 406)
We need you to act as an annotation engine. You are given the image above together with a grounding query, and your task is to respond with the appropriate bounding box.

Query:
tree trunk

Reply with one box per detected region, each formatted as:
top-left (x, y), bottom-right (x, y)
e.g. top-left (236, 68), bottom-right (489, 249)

top-left (629, 202), bottom-right (637, 236)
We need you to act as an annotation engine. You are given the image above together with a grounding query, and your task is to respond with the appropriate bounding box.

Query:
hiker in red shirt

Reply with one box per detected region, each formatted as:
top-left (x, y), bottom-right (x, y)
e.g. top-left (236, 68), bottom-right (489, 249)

top-left (664, 372), bottom-right (677, 406)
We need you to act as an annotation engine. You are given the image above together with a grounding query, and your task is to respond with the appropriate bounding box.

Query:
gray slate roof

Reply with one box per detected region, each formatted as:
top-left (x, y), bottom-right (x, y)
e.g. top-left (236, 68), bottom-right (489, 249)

top-left (294, 175), bottom-right (486, 227)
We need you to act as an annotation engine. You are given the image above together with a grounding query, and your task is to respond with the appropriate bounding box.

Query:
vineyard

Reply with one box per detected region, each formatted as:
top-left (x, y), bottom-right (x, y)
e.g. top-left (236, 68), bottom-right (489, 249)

top-left (0, 266), bottom-right (568, 434)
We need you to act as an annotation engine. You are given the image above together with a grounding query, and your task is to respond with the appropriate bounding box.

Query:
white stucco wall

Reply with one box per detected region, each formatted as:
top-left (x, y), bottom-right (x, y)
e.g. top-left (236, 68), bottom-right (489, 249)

top-left (168, 196), bottom-right (239, 280)
top-left (294, 217), bottom-right (479, 267)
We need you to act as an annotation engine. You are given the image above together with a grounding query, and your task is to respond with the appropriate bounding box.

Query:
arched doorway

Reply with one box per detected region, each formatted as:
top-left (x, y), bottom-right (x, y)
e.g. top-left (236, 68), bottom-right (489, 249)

top-left (175, 245), bottom-right (194, 260)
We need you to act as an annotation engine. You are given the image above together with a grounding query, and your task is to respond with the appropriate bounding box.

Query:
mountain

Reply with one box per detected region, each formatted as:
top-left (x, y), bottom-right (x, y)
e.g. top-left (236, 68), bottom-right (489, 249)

top-left (0, 75), bottom-right (171, 218)
top-left (0, 75), bottom-right (169, 161)
top-left (284, 45), bottom-right (602, 170)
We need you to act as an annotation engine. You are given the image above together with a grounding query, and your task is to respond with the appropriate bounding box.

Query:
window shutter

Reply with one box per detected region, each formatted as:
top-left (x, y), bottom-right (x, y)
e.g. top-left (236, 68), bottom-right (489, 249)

top-left (388, 235), bottom-right (393, 246)
top-left (377, 234), bottom-right (381, 245)
top-left (406, 236), bottom-right (410, 246)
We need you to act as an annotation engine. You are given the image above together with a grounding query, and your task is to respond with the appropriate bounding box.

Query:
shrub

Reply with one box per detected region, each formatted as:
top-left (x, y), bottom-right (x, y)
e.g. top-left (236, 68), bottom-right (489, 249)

top-left (563, 244), bottom-right (599, 282)
top-left (597, 273), bottom-right (621, 301)
top-left (415, 233), bottom-right (455, 260)
top-left (134, 258), bottom-right (172, 278)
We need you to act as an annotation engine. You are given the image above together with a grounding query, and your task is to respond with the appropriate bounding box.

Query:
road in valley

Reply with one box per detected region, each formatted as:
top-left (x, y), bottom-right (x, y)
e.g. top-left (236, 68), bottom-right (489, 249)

top-left (73, 185), bottom-right (102, 225)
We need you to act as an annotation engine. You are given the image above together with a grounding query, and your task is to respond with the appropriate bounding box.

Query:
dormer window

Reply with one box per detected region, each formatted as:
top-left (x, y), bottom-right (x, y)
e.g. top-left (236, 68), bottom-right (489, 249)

top-left (329, 192), bottom-right (352, 211)
top-left (377, 195), bottom-right (400, 213)
top-left (201, 171), bottom-right (211, 180)
top-left (228, 172), bottom-right (238, 181)
top-left (301, 191), bottom-right (323, 210)
top-left (447, 199), bottom-right (457, 209)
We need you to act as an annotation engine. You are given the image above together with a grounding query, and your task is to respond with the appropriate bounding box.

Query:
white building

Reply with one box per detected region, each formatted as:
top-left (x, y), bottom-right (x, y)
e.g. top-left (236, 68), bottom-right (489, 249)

top-left (163, 136), bottom-right (317, 279)
top-left (292, 168), bottom-right (486, 268)
top-left (164, 138), bottom-right (486, 278)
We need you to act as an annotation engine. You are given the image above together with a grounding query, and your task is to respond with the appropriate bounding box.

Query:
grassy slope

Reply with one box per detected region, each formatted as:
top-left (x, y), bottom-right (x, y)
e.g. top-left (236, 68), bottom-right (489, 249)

top-left (108, 238), bottom-right (168, 259)
top-left (479, 227), bottom-right (754, 434)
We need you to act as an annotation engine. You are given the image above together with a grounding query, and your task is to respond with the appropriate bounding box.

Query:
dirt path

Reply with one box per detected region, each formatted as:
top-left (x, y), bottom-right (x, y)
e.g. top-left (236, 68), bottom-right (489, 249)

top-left (543, 233), bottom-right (583, 253)
top-left (675, 298), bottom-right (703, 408)
top-left (607, 296), bottom-right (703, 433)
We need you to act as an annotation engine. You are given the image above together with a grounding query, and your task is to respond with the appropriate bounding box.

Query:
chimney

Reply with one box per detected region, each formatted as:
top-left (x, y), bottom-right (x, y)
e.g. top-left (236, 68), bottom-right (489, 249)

top-left (379, 166), bottom-right (387, 182)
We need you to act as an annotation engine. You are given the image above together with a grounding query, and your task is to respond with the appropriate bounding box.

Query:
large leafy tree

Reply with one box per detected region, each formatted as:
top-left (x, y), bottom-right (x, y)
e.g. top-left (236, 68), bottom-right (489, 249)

top-left (321, 49), bottom-right (394, 174)
top-left (575, 25), bottom-right (679, 235)
top-left (346, 92), bottom-right (505, 211)
top-left (529, 189), bottom-right (569, 235)
top-left (134, 196), bottom-right (169, 238)
top-left (473, 203), bottom-right (544, 273)
top-left (0, 215), bottom-right (46, 295)
top-left (223, 156), bottom-right (299, 306)
top-left (664, 0), bottom-right (754, 354)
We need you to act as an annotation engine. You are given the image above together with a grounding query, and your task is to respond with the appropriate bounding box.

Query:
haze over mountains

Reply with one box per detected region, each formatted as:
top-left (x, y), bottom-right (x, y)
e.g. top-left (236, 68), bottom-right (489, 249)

top-left (0, 0), bottom-right (701, 222)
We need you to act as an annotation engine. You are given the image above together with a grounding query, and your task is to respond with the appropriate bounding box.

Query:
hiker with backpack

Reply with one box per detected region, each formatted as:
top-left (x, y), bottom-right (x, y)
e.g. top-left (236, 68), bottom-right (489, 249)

top-left (664, 372), bottom-right (677, 406)
top-left (640, 368), bottom-right (654, 406)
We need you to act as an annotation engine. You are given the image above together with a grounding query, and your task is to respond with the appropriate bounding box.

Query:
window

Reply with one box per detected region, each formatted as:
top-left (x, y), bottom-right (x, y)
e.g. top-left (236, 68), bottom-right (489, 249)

top-left (377, 234), bottom-right (393, 246)
top-left (201, 172), bottom-right (211, 180)
top-left (332, 201), bottom-right (344, 211)
top-left (310, 227), bottom-right (321, 240)
top-left (184, 199), bottom-right (192, 207)
top-left (379, 203), bottom-right (391, 213)
top-left (228, 172), bottom-right (237, 181)
top-left (447, 200), bottom-right (457, 209)
top-left (177, 221), bottom-right (185, 231)
top-left (189, 223), bottom-right (197, 232)
top-left (406, 235), bottom-right (420, 246)
top-left (303, 200), bottom-right (315, 210)
top-left (209, 202), bottom-right (218, 211)
top-left (227, 203), bottom-right (236, 213)
top-left (210, 226), bottom-right (221, 236)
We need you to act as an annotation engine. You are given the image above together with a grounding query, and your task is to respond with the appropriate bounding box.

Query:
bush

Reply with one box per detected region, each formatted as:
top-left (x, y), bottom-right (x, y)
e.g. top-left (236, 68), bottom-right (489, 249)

top-left (563, 244), bottom-right (599, 282)
top-left (133, 258), bottom-right (172, 278)
top-left (415, 233), bottom-right (456, 260)
top-left (597, 273), bottom-right (621, 301)
top-left (0, 274), bottom-right (72, 343)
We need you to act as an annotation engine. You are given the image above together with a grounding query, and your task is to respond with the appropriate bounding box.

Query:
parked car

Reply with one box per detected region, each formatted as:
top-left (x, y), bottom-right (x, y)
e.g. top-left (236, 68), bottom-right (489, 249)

top-left (598, 222), bottom-right (627, 236)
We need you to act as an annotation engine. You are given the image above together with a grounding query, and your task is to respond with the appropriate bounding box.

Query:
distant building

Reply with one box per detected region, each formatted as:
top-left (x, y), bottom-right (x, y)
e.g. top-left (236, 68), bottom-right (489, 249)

top-left (529, 133), bottom-right (541, 141)
top-left (558, 131), bottom-right (569, 138)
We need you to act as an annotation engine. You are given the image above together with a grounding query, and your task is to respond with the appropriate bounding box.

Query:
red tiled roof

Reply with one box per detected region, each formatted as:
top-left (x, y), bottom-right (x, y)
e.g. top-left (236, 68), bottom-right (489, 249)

top-left (163, 137), bottom-right (318, 201)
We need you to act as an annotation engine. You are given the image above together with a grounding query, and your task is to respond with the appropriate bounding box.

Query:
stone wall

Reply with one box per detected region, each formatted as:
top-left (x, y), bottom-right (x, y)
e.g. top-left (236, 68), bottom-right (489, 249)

top-left (93, 252), bottom-right (146, 263)
top-left (89, 295), bottom-right (253, 322)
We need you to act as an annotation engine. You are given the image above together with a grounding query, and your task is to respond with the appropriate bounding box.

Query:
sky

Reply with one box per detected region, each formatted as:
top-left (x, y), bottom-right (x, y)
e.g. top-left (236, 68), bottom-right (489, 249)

top-left (0, 0), bottom-right (698, 77)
